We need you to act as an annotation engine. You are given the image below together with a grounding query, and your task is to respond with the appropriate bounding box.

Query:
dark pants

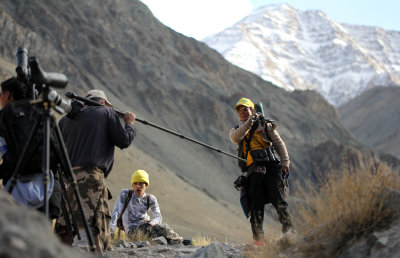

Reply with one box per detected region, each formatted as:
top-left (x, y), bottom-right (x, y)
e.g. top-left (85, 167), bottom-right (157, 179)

top-left (247, 165), bottom-right (293, 241)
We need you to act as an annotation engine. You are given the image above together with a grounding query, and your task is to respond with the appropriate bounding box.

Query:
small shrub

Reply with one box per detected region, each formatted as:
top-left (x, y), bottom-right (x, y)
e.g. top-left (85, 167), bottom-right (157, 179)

top-left (128, 228), bottom-right (152, 242)
top-left (192, 233), bottom-right (213, 246)
top-left (111, 227), bottom-right (152, 245)
top-left (293, 166), bottom-right (399, 257)
top-left (110, 228), bottom-right (129, 245)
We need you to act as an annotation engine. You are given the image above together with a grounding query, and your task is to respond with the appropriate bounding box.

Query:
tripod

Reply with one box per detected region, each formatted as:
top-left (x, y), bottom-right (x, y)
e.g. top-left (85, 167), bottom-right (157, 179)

top-left (5, 86), bottom-right (95, 251)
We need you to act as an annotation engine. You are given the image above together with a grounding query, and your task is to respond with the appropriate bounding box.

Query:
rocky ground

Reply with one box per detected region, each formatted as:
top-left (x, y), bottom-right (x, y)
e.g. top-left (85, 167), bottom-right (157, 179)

top-left (101, 231), bottom-right (303, 258)
top-left (103, 238), bottom-right (270, 258)
top-left (102, 214), bottom-right (400, 258)
top-left (105, 241), bottom-right (239, 258)
top-left (1, 187), bottom-right (399, 258)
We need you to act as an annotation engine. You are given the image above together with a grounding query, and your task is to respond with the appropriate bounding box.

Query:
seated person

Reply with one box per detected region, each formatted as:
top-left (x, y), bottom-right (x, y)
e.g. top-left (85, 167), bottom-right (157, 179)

top-left (110, 169), bottom-right (183, 244)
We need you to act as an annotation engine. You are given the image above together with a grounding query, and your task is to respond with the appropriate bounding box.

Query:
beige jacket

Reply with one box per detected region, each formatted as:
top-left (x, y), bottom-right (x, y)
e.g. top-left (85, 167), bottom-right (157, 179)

top-left (229, 118), bottom-right (290, 168)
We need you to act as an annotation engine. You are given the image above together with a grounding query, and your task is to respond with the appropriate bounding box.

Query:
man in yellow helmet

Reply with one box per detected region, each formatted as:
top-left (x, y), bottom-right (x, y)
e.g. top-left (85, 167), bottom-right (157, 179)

top-left (230, 97), bottom-right (295, 244)
top-left (110, 169), bottom-right (184, 245)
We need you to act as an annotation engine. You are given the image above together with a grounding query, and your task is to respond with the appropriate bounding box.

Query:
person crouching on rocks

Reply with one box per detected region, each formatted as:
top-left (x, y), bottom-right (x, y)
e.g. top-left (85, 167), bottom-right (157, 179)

top-left (110, 169), bottom-right (183, 245)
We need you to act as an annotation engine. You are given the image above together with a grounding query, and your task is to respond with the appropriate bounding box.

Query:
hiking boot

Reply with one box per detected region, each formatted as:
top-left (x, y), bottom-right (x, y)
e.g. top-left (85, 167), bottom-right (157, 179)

top-left (182, 239), bottom-right (193, 246)
top-left (168, 239), bottom-right (183, 245)
top-left (283, 228), bottom-right (298, 238)
top-left (252, 240), bottom-right (266, 246)
top-left (279, 228), bottom-right (299, 247)
top-left (282, 223), bottom-right (293, 234)
top-left (106, 246), bottom-right (115, 251)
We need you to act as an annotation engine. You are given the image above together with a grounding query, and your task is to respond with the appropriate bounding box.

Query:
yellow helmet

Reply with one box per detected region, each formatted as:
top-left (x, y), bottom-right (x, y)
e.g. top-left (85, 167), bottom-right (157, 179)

top-left (235, 98), bottom-right (254, 110)
top-left (131, 169), bottom-right (150, 186)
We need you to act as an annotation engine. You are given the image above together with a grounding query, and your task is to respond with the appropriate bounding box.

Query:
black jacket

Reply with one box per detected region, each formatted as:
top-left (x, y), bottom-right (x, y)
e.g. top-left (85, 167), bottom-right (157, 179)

top-left (59, 105), bottom-right (136, 177)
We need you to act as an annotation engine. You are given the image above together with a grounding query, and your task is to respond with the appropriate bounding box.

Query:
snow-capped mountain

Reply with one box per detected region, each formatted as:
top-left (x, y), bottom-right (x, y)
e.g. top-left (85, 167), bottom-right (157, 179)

top-left (203, 4), bottom-right (400, 106)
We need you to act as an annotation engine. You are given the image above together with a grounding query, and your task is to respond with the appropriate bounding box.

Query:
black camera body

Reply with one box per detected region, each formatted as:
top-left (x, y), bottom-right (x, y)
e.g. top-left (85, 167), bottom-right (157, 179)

top-left (234, 174), bottom-right (247, 191)
top-left (0, 47), bottom-right (71, 178)
top-left (15, 47), bottom-right (70, 111)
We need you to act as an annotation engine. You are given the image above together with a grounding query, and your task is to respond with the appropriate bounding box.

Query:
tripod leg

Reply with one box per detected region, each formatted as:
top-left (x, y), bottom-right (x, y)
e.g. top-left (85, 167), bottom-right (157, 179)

top-left (53, 118), bottom-right (96, 252)
top-left (58, 175), bottom-right (80, 240)
top-left (59, 195), bottom-right (74, 244)
top-left (42, 111), bottom-right (51, 218)
top-left (59, 174), bottom-right (81, 237)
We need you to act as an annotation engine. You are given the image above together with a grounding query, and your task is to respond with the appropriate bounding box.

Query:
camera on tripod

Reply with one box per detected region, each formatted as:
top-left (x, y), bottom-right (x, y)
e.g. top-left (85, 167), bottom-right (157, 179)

top-left (15, 47), bottom-right (72, 113)
top-left (1, 47), bottom-right (96, 250)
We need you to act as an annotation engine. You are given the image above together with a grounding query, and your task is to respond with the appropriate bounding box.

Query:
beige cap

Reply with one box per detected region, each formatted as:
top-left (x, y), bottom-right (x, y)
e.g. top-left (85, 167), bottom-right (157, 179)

top-left (85, 89), bottom-right (113, 107)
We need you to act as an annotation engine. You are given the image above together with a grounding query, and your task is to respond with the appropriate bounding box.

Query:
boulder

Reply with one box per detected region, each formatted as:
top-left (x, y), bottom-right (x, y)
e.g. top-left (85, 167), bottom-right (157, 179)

top-left (0, 189), bottom-right (99, 258)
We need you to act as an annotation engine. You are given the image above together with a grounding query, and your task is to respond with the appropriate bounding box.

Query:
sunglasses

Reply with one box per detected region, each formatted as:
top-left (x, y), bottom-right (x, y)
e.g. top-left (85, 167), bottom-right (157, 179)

top-left (236, 107), bottom-right (250, 113)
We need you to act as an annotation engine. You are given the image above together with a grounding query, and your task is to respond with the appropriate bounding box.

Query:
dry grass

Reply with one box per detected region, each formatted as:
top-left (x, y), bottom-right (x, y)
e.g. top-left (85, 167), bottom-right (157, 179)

top-left (111, 227), bottom-right (152, 245)
top-left (251, 166), bottom-right (400, 258)
top-left (111, 228), bottom-right (129, 244)
top-left (293, 166), bottom-right (400, 257)
top-left (192, 233), bottom-right (214, 246)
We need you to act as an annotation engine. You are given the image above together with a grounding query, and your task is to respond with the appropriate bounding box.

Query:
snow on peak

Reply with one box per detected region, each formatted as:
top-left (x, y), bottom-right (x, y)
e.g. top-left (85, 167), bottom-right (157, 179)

top-left (203, 4), bottom-right (400, 106)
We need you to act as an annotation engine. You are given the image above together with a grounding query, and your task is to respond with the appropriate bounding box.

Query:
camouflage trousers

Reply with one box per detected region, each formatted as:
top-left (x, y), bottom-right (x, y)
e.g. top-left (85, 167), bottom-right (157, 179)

top-left (55, 167), bottom-right (111, 250)
top-left (128, 223), bottom-right (183, 244)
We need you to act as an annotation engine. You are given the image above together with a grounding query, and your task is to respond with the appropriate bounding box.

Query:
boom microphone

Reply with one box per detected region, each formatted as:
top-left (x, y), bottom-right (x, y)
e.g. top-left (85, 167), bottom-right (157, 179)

top-left (64, 92), bottom-right (246, 162)
top-left (65, 92), bottom-right (126, 117)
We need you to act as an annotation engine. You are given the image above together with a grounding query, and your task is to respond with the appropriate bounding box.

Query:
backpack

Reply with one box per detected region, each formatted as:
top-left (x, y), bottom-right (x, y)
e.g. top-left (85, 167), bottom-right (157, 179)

top-left (0, 101), bottom-right (61, 179)
top-left (236, 119), bottom-right (279, 171)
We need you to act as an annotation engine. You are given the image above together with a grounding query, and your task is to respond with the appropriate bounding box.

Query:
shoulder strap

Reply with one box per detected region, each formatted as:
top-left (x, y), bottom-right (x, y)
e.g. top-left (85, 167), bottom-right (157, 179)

top-left (146, 194), bottom-right (151, 211)
top-left (244, 122), bottom-right (258, 154)
top-left (236, 123), bottom-right (256, 171)
top-left (118, 190), bottom-right (133, 221)
top-left (263, 120), bottom-right (277, 142)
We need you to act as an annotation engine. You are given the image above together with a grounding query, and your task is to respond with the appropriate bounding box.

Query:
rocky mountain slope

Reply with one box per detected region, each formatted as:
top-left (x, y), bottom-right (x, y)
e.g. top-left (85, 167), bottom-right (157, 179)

top-left (338, 86), bottom-right (400, 159)
top-left (0, 0), bottom-right (398, 242)
top-left (203, 4), bottom-right (400, 106)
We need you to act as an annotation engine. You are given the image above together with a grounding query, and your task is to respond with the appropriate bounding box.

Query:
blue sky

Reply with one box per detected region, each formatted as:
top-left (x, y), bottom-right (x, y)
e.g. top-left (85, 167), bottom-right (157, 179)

top-left (254, 1), bottom-right (399, 31)
top-left (140, 0), bottom-right (399, 40)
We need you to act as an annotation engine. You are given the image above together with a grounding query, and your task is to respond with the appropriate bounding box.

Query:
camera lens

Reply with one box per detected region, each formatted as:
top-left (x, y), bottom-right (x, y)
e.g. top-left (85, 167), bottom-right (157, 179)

top-left (48, 89), bottom-right (72, 113)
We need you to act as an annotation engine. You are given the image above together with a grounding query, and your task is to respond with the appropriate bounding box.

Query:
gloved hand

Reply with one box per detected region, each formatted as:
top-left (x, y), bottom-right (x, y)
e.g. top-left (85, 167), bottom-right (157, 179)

top-left (66, 100), bottom-right (83, 118)
top-left (281, 166), bottom-right (290, 175)
top-left (250, 114), bottom-right (258, 123)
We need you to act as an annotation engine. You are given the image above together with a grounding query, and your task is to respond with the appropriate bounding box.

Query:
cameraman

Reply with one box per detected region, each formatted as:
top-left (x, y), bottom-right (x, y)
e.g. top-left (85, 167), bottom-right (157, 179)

top-left (56, 89), bottom-right (136, 253)
top-left (229, 97), bottom-right (295, 244)
top-left (0, 77), bottom-right (61, 220)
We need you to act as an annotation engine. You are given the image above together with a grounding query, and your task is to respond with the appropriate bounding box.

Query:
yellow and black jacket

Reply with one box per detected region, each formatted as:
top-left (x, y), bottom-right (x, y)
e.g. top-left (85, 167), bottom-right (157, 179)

top-left (230, 118), bottom-right (289, 171)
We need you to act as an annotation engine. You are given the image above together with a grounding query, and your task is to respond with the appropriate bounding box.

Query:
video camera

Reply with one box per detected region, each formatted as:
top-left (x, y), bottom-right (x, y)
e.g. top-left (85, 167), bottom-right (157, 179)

top-left (15, 47), bottom-right (72, 113)
top-left (253, 102), bottom-right (277, 128)
top-left (2, 47), bottom-right (97, 250)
